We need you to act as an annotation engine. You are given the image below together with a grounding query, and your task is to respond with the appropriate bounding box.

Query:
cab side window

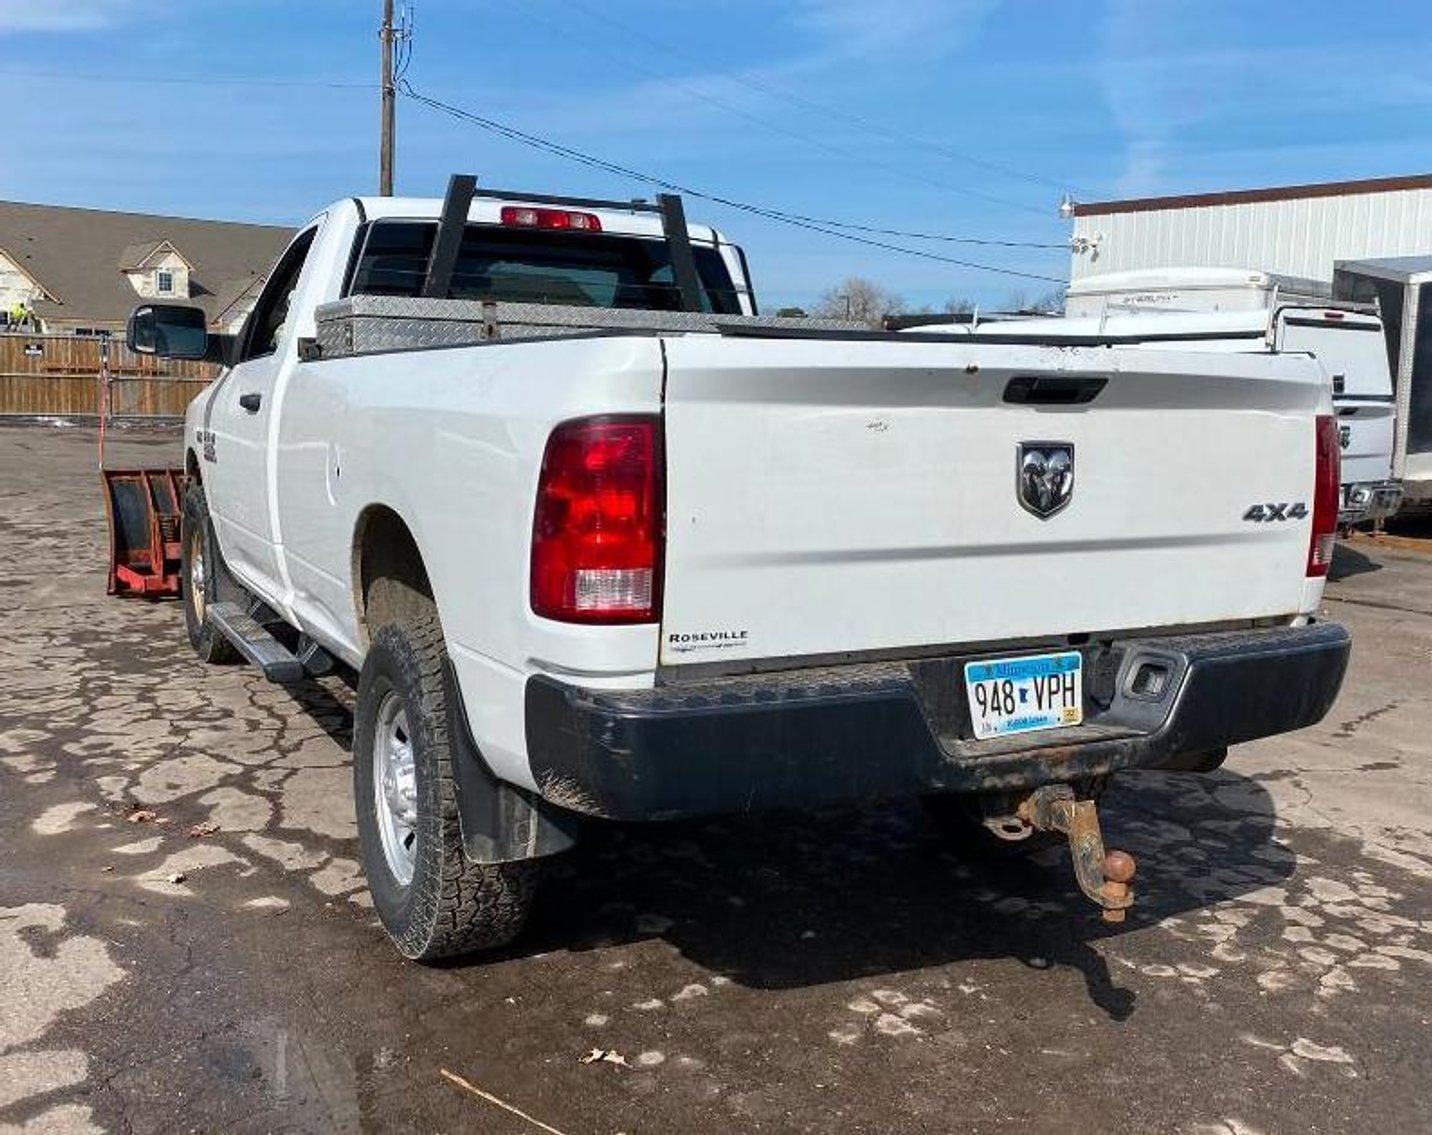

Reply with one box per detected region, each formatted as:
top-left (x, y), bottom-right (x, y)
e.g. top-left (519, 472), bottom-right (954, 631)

top-left (239, 227), bottom-right (318, 362)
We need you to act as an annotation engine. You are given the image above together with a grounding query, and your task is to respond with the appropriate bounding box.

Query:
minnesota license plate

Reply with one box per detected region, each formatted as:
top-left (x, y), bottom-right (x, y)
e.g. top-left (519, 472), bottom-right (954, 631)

top-left (963, 651), bottom-right (1083, 740)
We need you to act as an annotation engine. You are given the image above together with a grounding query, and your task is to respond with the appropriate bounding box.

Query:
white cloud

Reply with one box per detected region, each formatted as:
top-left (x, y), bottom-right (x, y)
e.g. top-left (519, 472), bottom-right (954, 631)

top-left (791, 0), bottom-right (999, 61)
top-left (1097, 0), bottom-right (1432, 197)
top-left (1097, 0), bottom-right (1213, 196)
top-left (0, 0), bottom-right (144, 32)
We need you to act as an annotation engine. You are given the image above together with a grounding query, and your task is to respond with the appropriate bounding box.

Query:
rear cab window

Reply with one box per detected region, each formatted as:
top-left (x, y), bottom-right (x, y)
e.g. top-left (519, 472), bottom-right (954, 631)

top-left (345, 219), bottom-right (743, 314)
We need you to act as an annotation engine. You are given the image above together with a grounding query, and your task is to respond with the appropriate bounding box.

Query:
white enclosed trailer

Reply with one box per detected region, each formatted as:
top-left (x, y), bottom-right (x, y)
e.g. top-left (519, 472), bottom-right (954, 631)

top-left (1333, 256), bottom-right (1432, 511)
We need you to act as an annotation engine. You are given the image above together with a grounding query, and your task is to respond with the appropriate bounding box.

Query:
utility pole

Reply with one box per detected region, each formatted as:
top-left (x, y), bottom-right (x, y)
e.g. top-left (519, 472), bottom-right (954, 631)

top-left (379, 0), bottom-right (396, 196)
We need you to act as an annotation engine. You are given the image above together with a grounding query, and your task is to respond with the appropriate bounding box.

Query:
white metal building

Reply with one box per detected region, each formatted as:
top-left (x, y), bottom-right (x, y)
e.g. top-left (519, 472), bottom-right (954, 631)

top-left (1068, 173), bottom-right (1432, 285)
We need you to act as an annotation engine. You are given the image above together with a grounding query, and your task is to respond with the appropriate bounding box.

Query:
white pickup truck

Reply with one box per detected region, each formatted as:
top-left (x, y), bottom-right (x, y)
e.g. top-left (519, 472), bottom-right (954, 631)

top-left (128, 180), bottom-right (1351, 961)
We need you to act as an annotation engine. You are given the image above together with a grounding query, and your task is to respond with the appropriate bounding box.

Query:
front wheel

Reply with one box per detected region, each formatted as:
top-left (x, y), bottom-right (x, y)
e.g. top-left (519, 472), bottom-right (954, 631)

top-left (353, 607), bottom-right (538, 961)
top-left (180, 483), bottom-right (241, 664)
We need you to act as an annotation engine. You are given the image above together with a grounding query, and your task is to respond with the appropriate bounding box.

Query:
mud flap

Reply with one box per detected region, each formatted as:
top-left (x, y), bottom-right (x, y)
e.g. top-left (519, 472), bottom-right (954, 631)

top-left (444, 662), bottom-right (579, 863)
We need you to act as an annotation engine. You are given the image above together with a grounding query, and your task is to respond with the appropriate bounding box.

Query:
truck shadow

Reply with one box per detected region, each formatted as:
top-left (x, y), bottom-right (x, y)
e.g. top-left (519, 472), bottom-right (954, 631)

top-left (1329, 541), bottom-right (1382, 581)
top-left (517, 769), bottom-right (1288, 1019)
top-left (268, 677), bottom-right (1286, 1020)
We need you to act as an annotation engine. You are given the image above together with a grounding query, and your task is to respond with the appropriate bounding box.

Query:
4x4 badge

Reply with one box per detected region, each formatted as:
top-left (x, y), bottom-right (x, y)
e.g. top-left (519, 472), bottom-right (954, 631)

top-left (1243, 502), bottom-right (1308, 522)
top-left (1017, 442), bottom-right (1075, 519)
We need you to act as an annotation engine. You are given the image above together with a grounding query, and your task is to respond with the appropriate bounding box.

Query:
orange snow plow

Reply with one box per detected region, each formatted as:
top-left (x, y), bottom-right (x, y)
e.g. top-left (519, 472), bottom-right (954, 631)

top-left (97, 338), bottom-right (187, 598)
top-left (102, 465), bottom-right (185, 597)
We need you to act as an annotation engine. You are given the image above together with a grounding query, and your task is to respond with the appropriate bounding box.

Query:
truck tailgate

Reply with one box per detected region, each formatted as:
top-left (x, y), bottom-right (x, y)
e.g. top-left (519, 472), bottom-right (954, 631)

top-left (659, 337), bottom-right (1324, 668)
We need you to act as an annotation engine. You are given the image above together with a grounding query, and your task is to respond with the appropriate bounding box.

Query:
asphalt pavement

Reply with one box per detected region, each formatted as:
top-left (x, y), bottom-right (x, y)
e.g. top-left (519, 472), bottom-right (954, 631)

top-left (2, 423), bottom-right (1430, 1135)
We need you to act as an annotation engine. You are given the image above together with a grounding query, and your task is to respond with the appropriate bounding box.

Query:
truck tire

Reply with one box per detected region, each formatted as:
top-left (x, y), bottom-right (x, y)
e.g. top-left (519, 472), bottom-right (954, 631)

top-left (180, 483), bottom-right (241, 665)
top-left (353, 607), bottom-right (538, 961)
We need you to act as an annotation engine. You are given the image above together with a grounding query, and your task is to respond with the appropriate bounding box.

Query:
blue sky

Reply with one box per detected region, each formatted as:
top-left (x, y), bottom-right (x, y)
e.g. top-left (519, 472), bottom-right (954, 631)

top-left (2, 0), bottom-right (1431, 310)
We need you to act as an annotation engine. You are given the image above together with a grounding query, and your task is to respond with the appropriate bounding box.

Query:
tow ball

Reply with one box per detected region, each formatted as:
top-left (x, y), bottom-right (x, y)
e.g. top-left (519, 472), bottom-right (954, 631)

top-left (1018, 786), bottom-right (1136, 923)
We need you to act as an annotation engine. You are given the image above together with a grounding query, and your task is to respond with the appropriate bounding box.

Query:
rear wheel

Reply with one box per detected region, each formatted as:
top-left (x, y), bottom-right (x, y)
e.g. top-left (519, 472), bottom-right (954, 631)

top-left (353, 604), bottom-right (538, 961)
top-left (180, 483), bottom-right (241, 664)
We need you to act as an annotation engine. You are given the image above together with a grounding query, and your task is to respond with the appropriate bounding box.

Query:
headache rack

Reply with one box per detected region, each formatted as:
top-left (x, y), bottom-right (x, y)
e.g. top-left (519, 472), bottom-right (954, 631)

top-left (308, 174), bottom-right (864, 360)
top-left (424, 176), bottom-right (711, 311)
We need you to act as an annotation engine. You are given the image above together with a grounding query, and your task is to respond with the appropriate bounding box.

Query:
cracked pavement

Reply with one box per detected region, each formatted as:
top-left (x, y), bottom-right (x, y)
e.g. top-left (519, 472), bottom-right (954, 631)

top-left (1, 423), bottom-right (1431, 1135)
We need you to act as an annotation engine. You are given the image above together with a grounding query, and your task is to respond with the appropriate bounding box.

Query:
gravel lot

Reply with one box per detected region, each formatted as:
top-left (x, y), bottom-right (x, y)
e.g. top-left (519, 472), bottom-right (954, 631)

top-left (2, 423), bottom-right (1430, 1135)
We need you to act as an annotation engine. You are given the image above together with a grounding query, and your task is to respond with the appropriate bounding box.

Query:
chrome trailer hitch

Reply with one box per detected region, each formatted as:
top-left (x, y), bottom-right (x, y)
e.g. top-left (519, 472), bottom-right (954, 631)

top-left (1018, 785), bottom-right (1136, 923)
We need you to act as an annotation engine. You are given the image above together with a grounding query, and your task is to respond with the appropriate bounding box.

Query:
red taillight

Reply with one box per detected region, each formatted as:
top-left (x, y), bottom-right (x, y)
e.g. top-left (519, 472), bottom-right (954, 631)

top-left (501, 205), bottom-right (602, 232)
top-left (1308, 413), bottom-right (1340, 577)
top-left (531, 416), bottom-right (663, 623)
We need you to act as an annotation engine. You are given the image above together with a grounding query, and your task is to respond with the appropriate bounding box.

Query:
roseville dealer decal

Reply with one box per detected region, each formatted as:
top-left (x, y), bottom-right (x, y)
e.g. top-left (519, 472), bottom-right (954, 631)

top-left (666, 629), bottom-right (751, 654)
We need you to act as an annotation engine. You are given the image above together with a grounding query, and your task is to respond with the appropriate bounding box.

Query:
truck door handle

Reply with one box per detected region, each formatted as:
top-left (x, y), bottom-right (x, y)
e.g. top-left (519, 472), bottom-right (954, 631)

top-left (238, 392), bottom-right (262, 413)
top-left (1003, 376), bottom-right (1107, 405)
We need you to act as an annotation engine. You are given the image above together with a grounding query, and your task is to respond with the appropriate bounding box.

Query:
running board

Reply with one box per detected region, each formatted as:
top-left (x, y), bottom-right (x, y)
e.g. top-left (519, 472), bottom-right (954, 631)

top-left (208, 602), bottom-right (306, 684)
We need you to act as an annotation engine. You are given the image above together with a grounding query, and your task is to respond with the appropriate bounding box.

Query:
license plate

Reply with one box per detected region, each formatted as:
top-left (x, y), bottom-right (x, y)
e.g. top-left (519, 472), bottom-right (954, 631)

top-left (963, 651), bottom-right (1083, 740)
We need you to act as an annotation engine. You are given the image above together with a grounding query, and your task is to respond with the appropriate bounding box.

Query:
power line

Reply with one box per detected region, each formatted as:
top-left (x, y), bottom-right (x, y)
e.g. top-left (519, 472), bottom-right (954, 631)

top-left (399, 84), bottom-right (1065, 282)
top-left (548, 0), bottom-right (1086, 198)
top-left (518, 3), bottom-right (1049, 218)
top-left (693, 210), bottom-right (1064, 251)
top-left (398, 83), bottom-right (1065, 284)
top-left (2, 51), bottom-right (1056, 251)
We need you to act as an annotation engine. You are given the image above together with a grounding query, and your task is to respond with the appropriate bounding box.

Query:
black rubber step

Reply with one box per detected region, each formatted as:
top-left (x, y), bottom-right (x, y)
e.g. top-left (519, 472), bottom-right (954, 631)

top-left (208, 602), bottom-right (306, 684)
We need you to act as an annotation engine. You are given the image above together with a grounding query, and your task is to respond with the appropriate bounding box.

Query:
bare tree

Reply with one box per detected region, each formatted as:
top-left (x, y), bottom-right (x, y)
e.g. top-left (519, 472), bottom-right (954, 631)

top-left (943, 296), bottom-right (976, 315)
top-left (1002, 287), bottom-right (1066, 314)
top-left (1031, 287), bottom-right (1067, 314)
top-left (814, 277), bottom-right (903, 327)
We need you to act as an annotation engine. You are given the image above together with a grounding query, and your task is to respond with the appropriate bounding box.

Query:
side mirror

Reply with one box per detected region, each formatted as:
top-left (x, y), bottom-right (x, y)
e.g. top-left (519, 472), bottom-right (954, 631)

top-left (127, 304), bottom-right (209, 360)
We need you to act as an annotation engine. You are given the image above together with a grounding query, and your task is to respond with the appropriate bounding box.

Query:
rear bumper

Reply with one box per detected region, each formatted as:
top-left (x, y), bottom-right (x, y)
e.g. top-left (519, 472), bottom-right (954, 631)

top-left (524, 622), bottom-right (1350, 821)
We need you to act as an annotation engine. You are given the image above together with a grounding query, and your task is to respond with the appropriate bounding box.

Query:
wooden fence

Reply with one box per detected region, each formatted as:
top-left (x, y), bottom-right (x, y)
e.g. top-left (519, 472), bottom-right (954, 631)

top-left (0, 333), bottom-right (217, 419)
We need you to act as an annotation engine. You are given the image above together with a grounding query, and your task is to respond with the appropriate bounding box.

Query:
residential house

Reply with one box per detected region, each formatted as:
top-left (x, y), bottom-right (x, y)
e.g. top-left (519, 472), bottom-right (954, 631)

top-left (0, 200), bottom-right (294, 336)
